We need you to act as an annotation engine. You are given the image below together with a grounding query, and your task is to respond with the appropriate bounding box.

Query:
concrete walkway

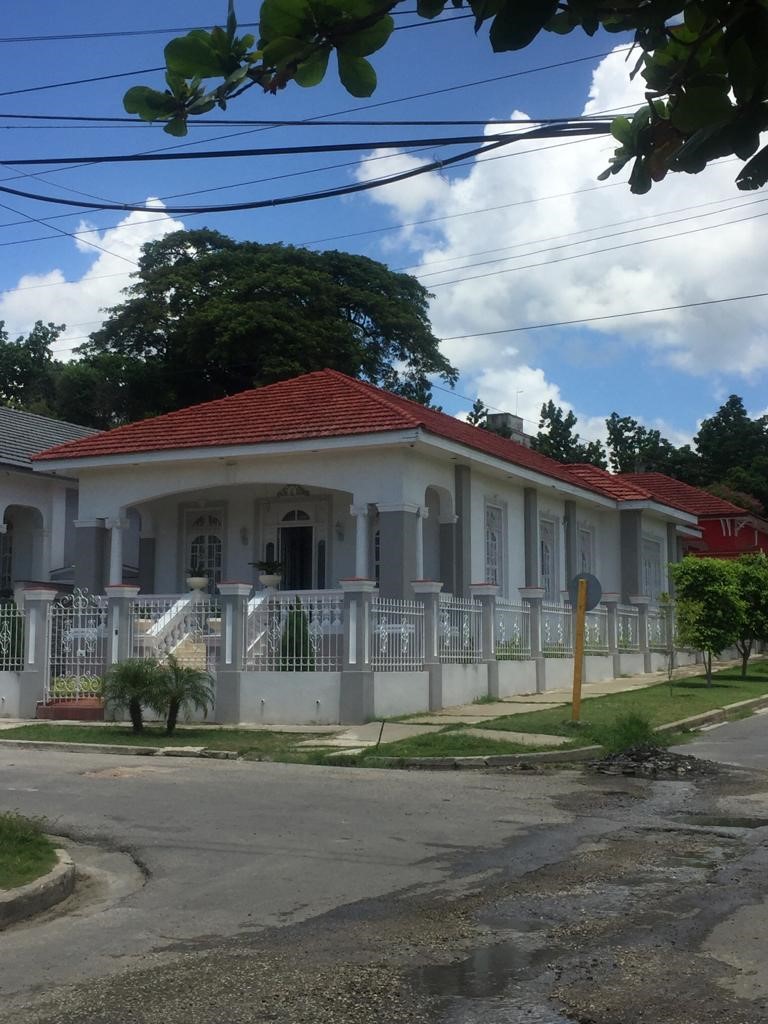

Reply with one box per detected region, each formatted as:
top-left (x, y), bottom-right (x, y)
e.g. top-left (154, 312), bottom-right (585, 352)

top-left (300, 658), bottom-right (736, 751)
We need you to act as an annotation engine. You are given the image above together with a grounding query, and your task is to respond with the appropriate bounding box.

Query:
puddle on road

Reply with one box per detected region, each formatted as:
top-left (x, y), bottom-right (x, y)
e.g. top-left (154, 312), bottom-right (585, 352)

top-left (680, 814), bottom-right (768, 829)
top-left (411, 939), bottom-right (534, 999)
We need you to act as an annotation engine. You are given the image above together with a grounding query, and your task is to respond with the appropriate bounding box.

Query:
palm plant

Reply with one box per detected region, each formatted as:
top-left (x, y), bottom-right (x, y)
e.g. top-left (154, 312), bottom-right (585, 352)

top-left (104, 659), bottom-right (165, 734)
top-left (153, 654), bottom-right (215, 736)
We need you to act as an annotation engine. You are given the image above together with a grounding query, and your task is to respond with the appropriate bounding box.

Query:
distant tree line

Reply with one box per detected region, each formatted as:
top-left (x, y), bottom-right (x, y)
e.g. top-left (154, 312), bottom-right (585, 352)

top-left (468, 394), bottom-right (768, 516)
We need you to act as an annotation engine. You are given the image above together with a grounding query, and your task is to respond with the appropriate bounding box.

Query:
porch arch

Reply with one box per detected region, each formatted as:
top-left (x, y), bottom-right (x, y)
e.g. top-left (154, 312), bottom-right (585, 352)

top-left (1, 505), bottom-right (46, 590)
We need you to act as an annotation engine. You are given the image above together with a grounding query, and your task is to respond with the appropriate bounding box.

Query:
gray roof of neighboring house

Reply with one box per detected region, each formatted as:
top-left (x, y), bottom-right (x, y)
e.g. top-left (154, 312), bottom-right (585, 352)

top-left (0, 406), bottom-right (98, 470)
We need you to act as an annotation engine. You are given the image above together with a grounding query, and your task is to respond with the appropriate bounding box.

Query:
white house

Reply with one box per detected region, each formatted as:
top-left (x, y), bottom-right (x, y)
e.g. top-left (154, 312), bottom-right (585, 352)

top-left (32, 369), bottom-right (698, 603)
top-left (0, 406), bottom-right (97, 597)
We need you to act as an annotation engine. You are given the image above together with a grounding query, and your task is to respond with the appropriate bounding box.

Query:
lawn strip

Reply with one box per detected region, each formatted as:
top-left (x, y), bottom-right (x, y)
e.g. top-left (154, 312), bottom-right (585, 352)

top-left (0, 812), bottom-right (57, 890)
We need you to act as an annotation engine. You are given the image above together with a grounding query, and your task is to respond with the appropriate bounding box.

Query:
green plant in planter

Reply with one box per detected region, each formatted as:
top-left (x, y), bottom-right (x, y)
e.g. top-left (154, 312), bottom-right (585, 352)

top-left (279, 598), bottom-right (314, 672)
top-left (253, 559), bottom-right (284, 575)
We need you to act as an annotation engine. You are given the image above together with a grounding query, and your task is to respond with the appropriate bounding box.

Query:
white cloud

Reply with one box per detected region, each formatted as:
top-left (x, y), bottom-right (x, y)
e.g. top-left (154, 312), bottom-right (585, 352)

top-left (354, 45), bottom-right (768, 423)
top-left (0, 200), bottom-right (184, 358)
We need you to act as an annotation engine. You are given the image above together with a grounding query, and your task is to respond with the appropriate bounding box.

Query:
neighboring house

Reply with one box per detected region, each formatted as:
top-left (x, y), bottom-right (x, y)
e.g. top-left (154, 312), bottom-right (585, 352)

top-left (0, 406), bottom-right (97, 597)
top-left (32, 370), bottom-right (699, 602)
top-left (621, 472), bottom-right (768, 561)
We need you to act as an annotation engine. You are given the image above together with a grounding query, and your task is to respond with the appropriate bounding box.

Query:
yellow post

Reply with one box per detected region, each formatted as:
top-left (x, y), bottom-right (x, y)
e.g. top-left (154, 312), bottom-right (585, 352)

top-left (572, 577), bottom-right (588, 722)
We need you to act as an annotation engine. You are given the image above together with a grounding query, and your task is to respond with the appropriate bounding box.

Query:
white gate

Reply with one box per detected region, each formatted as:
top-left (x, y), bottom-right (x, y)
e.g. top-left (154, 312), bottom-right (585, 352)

top-left (44, 589), bottom-right (108, 702)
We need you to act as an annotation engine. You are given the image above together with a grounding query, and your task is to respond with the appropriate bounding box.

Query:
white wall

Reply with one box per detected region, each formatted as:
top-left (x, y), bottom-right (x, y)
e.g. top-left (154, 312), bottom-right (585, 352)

top-left (497, 660), bottom-right (537, 697)
top-left (1, 467), bottom-right (77, 585)
top-left (0, 671), bottom-right (20, 718)
top-left (441, 663), bottom-right (488, 706)
top-left (238, 671), bottom-right (341, 725)
top-left (373, 671), bottom-right (430, 718)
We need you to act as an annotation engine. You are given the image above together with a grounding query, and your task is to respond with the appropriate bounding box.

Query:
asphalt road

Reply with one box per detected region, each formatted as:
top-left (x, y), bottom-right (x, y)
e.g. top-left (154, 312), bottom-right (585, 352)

top-left (673, 709), bottom-right (768, 770)
top-left (0, 749), bottom-right (581, 1006)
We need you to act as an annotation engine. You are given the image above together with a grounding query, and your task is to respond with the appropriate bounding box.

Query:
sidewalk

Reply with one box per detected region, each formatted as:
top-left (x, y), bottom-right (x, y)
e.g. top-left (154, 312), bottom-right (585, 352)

top-left (298, 659), bottom-right (731, 751)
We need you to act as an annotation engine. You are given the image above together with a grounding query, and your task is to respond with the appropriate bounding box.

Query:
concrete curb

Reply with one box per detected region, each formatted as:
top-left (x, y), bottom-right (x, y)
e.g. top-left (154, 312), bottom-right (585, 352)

top-left (0, 739), bottom-right (237, 759)
top-left (0, 848), bottom-right (75, 930)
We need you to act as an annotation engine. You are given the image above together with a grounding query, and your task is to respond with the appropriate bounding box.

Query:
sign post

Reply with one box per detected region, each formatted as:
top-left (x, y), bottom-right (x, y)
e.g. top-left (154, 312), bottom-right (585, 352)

top-left (568, 573), bottom-right (602, 724)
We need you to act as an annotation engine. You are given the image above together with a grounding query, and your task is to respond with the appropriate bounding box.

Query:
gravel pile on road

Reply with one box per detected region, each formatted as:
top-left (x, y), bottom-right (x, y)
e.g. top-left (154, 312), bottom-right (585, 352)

top-left (590, 744), bottom-right (721, 778)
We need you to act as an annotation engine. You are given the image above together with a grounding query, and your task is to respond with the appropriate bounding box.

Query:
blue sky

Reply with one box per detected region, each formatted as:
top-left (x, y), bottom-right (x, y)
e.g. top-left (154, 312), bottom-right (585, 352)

top-left (1, 2), bottom-right (766, 445)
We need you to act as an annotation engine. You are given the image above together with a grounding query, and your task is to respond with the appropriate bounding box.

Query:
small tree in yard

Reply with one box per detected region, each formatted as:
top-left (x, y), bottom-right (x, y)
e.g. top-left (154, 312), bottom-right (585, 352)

top-left (280, 599), bottom-right (314, 671)
top-left (104, 659), bottom-right (165, 734)
top-left (153, 654), bottom-right (215, 736)
top-left (731, 555), bottom-right (768, 678)
top-left (670, 558), bottom-right (746, 686)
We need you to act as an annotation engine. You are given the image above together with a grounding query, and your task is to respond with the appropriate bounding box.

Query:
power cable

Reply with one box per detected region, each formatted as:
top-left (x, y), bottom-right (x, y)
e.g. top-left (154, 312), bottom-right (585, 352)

top-left (439, 290), bottom-right (768, 340)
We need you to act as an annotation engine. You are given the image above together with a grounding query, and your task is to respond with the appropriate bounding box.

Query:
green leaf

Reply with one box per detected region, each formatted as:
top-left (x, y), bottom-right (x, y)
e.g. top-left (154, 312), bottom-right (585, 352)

top-left (163, 116), bottom-right (189, 137)
top-left (546, 10), bottom-right (574, 34)
top-left (295, 47), bottom-right (331, 87)
top-left (337, 52), bottom-right (376, 96)
top-left (489, 0), bottom-right (558, 52)
top-left (726, 37), bottom-right (758, 104)
top-left (259, 0), bottom-right (311, 41)
top-left (165, 31), bottom-right (228, 78)
top-left (670, 86), bottom-right (733, 134)
top-left (684, 2), bottom-right (707, 34)
top-left (336, 16), bottom-right (394, 56)
top-left (736, 143), bottom-right (768, 191)
top-left (610, 116), bottom-right (633, 146)
top-left (416, 0), bottom-right (447, 18)
top-left (262, 36), bottom-right (311, 67)
top-left (628, 156), bottom-right (653, 195)
top-left (227, 0), bottom-right (238, 39)
top-left (123, 86), bottom-right (178, 121)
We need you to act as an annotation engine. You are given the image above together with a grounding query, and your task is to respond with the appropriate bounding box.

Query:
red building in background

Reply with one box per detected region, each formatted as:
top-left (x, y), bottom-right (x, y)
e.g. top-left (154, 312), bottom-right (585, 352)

top-left (621, 472), bottom-right (768, 559)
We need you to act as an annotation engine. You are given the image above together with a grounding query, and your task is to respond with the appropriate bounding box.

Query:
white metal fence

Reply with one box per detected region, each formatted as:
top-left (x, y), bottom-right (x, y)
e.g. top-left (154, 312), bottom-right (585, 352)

top-left (495, 598), bottom-right (530, 660)
top-left (617, 605), bottom-right (641, 651)
top-left (45, 589), bottom-right (107, 701)
top-left (646, 606), bottom-right (669, 651)
top-left (438, 595), bottom-right (482, 663)
top-left (245, 591), bottom-right (343, 672)
top-left (584, 605), bottom-right (610, 654)
top-left (132, 594), bottom-right (221, 672)
top-left (371, 596), bottom-right (425, 670)
top-left (0, 602), bottom-right (24, 671)
top-left (541, 602), bottom-right (573, 658)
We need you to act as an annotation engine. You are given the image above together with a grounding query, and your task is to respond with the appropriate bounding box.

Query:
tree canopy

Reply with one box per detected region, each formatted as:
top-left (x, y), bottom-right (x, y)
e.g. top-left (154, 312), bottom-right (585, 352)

top-left (533, 401), bottom-right (607, 467)
top-left (77, 228), bottom-right (456, 421)
top-left (125, 0), bottom-right (768, 193)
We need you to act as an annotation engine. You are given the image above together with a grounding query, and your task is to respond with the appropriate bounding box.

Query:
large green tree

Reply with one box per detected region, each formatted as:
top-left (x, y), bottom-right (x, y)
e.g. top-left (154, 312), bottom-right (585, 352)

top-left (604, 411), bottom-right (700, 479)
top-left (78, 228), bottom-right (456, 419)
top-left (126, 0), bottom-right (768, 193)
top-left (533, 401), bottom-right (607, 467)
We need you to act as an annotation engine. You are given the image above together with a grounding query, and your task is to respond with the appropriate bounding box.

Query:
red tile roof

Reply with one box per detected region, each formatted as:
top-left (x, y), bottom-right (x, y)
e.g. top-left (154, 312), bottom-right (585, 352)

top-left (620, 472), bottom-right (749, 517)
top-left (31, 369), bottom-right (678, 510)
top-left (567, 464), bottom-right (655, 502)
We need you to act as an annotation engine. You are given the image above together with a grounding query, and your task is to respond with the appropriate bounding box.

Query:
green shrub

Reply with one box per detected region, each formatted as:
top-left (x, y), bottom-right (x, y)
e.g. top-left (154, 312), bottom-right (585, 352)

top-left (594, 712), bottom-right (660, 753)
top-left (152, 654), bottom-right (215, 735)
top-left (104, 658), bottom-right (165, 733)
top-left (279, 599), bottom-right (315, 671)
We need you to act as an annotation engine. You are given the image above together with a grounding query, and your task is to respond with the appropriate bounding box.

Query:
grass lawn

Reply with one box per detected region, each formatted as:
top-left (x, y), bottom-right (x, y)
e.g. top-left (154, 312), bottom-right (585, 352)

top-left (0, 724), bottom-right (322, 759)
top-left (475, 662), bottom-right (768, 746)
top-left (0, 812), bottom-right (57, 889)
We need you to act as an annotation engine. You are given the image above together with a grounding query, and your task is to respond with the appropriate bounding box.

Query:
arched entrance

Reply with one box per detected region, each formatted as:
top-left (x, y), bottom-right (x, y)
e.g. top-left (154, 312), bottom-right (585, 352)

top-left (1, 505), bottom-right (45, 589)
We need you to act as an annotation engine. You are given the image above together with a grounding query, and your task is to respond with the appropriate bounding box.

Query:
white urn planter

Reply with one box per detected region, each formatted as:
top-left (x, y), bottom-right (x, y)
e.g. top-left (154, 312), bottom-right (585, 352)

top-left (186, 576), bottom-right (209, 591)
top-left (258, 573), bottom-right (282, 589)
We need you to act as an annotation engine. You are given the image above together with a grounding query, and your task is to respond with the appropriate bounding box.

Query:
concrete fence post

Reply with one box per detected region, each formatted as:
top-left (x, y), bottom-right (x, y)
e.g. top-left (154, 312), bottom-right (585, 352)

top-left (105, 585), bottom-right (140, 668)
top-left (519, 586), bottom-right (546, 693)
top-left (216, 582), bottom-right (251, 724)
top-left (411, 580), bottom-right (443, 711)
top-left (18, 586), bottom-right (58, 718)
top-left (470, 583), bottom-right (499, 698)
top-left (630, 594), bottom-right (651, 673)
top-left (601, 593), bottom-right (620, 679)
top-left (339, 579), bottom-right (376, 724)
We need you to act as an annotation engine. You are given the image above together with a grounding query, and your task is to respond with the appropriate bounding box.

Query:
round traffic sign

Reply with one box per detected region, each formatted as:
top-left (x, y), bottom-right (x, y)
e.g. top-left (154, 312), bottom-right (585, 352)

top-left (568, 573), bottom-right (603, 611)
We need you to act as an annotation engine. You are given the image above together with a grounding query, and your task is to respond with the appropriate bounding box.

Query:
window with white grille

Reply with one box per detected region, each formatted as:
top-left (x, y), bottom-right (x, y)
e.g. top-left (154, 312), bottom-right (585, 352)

top-left (540, 518), bottom-right (558, 601)
top-left (577, 527), bottom-right (594, 574)
top-left (642, 538), bottom-right (663, 601)
top-left (484, 503), bottom-right (504, 588)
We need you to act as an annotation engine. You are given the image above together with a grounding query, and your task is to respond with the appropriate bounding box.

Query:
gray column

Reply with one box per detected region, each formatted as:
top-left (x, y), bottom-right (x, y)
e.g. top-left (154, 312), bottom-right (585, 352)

top-left (438, 514), bottom-right (458, 594)
top-left (470, 583), bottom-right (498, 699)
top-left (519, 586), bottom-right (546, 693)
top-left (377, 504), bottom-right (418, 600)
top-left (666, 523), bottom-right (680, 597)
top-left (105, 585), bottom-right (140, 668)
top-left (564, 500), bottom-right (578, 584)
top-left (412, 581), bottom-right (443, 711)
top-left (339, 579), bottom-right (375, 724)
top-left (630, 595), bottom-right (652, 672)
top-left (454, 464), bottom-right (472, 597)
top-left (74, 519), bottom-right (107, 594)
top-left (523, 489), bottom-right (539, 587)
top-left (215, 583), bottom-right (251, 723)
top-left (138, 537), bottom-right (156, 594)
top-left (602, 593), bottom-right (620, 678)
top-left (619, 509), bottom-right (643, 603)
top-left (18, 586), bottom-right (58, 718)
